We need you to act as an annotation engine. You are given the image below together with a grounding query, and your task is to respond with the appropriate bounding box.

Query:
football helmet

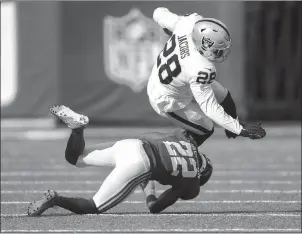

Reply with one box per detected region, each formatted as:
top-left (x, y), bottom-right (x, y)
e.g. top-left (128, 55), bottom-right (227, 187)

top-left (192, 18), bottom-right (232, 63)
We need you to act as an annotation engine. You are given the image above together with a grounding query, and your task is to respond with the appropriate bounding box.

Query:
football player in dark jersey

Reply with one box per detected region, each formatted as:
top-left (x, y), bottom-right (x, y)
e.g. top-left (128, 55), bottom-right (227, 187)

top-left (27, 105), bottom-right (265, 216)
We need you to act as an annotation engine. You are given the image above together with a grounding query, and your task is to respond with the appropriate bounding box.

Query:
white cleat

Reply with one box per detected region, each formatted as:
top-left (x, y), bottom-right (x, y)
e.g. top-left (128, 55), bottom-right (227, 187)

top-left (50, 105), bottom-right (89, 129)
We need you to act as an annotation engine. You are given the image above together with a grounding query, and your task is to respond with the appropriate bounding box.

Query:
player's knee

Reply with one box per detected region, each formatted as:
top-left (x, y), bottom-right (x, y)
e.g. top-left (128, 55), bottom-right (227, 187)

top-left (199, 158), bottom-right (213, 186)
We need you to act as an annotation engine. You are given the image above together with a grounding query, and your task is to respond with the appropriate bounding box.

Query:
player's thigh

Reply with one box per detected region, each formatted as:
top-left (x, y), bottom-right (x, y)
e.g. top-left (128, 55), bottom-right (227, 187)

top-left (93, 139), bottom-right (152, 212)
top-left (167, 102), bottom-right (214, 135)
top-left (76, 141), bottom-right (117, 168)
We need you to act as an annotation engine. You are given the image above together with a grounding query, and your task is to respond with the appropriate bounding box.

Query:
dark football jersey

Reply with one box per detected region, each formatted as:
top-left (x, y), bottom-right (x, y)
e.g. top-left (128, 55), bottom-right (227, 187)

top-left (140, 129), bottom-right (203, 188)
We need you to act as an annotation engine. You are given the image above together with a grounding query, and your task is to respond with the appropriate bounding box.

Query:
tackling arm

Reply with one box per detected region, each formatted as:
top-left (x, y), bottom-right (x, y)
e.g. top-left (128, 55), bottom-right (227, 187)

top-left (141, 180), bottom-right (183, 213)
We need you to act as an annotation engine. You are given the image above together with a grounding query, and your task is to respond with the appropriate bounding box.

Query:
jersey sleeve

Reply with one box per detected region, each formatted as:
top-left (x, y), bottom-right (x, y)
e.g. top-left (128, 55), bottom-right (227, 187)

top-left (188, 69), bottom-right (243, 135)
top-left (211, 80), bottom-right (228, 103)
top-left (153, 7), bottom-right (181, 32)
top-left (153, 8), bottom-right (203, 35)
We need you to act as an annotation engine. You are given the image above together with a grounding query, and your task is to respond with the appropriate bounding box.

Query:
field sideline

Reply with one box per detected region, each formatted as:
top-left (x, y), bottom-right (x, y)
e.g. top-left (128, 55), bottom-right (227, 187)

top-left (1, 125), bottom-right (301, 233)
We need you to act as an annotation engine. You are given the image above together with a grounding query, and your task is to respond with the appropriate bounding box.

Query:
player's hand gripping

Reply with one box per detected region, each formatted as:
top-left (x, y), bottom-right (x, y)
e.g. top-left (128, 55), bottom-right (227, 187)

top-left (239, 122), bottom-right (266, 140)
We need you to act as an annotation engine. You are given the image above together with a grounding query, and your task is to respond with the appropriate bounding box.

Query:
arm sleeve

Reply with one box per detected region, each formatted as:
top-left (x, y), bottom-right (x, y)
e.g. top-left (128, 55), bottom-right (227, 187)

top-left (190, 81), bottom-right (243, 135)
top-left (220, 91), bottom-right (237, 119)
top-left (146, 187), bottom-right (183, 213)
top-left (211, 80), bottom-right (228, 103)
top-left (211, 80), bottom-right (238, 118)
top-left (153, 7), bottom-right (181, 32)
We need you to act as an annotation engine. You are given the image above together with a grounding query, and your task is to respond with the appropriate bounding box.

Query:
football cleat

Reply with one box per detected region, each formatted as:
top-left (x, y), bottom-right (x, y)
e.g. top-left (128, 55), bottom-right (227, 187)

top-left (28, 190), bottom-right (58, 216)
top-left (50, 105), bottom-right (89, 129)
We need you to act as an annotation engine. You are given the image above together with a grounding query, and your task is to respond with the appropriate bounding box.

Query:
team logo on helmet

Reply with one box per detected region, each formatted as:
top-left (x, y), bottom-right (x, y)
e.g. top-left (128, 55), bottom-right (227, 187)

top-left (103, 9), bottom-right (167, 93)
top-left (201, 36), bottom-right (214, 49)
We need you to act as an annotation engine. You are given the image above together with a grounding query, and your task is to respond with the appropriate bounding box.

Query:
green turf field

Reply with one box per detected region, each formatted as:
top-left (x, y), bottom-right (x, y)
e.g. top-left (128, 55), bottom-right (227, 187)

top-left (1, 126), bottom-right (301, 233)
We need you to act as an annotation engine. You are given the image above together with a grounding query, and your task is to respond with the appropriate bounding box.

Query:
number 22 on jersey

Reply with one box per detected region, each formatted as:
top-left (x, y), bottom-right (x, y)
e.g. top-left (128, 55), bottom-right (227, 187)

top-left (163, 141), bottom-right (198, 178)
top-left (157, 35), bottom-right (182, 85)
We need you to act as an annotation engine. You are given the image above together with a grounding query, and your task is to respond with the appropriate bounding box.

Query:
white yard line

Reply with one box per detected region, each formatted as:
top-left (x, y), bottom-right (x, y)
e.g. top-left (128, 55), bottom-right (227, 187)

top-left (1, 228), bottom-right (301, 233)
top-left (1, 180), bottom-right (300, 185)
top-left (1, 189), bottom-right (301, 194)
top-left (1, 200), bottom-right (301, 204)
top-left (1, 213), bottom-right (301, 218)
top-left (1, 171), bottom-right (301, 176)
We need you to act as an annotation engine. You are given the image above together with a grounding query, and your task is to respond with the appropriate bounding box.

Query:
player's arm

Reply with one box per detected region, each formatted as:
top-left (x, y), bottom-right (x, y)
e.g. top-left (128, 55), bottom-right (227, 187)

top-left (190, 73), bottom-right (242, 135)
top-left (153, 7), bottom-right (181, 34)
top-left (141, 180), bottom-right (183, 213)
top-left (189, 71), bottom-right (265, 139)
top-left (153, 8), bottom-right (203, 36)
top-left (211, 80), bottom-right (237, 119)
top-left (211, 80), bottom-right (239, 138)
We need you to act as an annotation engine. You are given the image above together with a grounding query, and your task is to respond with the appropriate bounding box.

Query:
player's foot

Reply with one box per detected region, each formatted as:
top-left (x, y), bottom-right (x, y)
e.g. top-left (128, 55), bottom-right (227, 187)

top-left (50, 105), bottom-right (89, 129)
top-left (28, 190), bottom-right (58, 216)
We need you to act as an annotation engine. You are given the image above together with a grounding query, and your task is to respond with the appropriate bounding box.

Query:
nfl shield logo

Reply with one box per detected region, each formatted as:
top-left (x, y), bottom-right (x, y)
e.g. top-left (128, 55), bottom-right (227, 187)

top-left (103, 9), bottom-right (167, 93)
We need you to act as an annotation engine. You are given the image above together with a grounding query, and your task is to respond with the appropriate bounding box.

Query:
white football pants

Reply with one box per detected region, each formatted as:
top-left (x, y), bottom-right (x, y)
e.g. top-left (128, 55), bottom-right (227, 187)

top-left (76, 139), bottom-right (151, 213)
top-left (149, 80), bottom-right (228, 135)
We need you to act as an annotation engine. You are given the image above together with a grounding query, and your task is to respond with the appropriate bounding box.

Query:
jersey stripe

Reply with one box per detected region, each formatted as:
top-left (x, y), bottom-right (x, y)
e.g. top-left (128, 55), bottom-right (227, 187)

top-left (97, 171), bottom-right (151, 212)
top-left (99, 172), bottom-right (151, 213)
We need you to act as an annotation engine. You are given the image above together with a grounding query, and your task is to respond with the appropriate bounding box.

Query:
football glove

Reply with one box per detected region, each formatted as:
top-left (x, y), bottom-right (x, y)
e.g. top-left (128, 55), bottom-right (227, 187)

top-left (225, 129), bottom-right (238, 139)
top-left (225, 120), bottom-right (245, 139)
top-left (239, 122), bottom-right (266, 140)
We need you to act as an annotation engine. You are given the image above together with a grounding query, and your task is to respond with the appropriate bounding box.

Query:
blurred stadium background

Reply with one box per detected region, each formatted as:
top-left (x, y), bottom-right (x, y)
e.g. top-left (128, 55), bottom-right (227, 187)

top-left (1, 1), bottom-right (301, 124)
top-left (1, 1), bottom-right (301, 233)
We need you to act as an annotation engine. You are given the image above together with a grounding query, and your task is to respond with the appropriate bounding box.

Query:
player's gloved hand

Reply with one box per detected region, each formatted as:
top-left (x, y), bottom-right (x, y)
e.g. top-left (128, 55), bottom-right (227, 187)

top-left (225, 129), bottom-right (238, 139)
top-left (225, 119), bottom-right (245, 139)
top-left (239, 122), bottom-right (266, 140)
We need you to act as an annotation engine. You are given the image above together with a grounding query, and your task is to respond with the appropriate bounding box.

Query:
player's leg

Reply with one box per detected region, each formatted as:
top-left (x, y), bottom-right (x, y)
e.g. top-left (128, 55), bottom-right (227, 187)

top-left (166, 101), bottom-right (214, 146)
top-left (28, 105), bottom-right (118, 216)
top-left (75, 139), bottom-right (117, 168)
top-left (27, 140), bottom-right (120, 216)
top-left (27, 189), bottom-right (98, 216)
top-left (28, 139), bottom-right (152, 216)
top-left (56, 139), bottom-right (151, 214)
top-left (92, 139), bottom-right (152, 213)
top-left (49, 105), bottom-right (117, 168)
top-left (64, 128), bottom-right (117, 167)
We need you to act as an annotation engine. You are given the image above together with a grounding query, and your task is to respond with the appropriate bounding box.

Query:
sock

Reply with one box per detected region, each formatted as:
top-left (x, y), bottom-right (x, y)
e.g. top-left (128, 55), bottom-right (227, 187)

top-left (65, 128), bottom-right (85, 165)
top-left (55, 196), bottom-right (98, 214)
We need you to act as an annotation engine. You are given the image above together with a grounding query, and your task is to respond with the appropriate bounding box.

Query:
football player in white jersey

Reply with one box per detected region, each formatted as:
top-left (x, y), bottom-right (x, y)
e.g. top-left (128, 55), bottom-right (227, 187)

top-left (148, 8), bottom-right (264, 143)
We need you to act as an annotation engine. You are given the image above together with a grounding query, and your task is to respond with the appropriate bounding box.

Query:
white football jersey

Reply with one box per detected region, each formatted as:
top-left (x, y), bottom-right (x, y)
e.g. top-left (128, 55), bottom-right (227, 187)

top-left (147, 8), bottom-right (242, 134)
